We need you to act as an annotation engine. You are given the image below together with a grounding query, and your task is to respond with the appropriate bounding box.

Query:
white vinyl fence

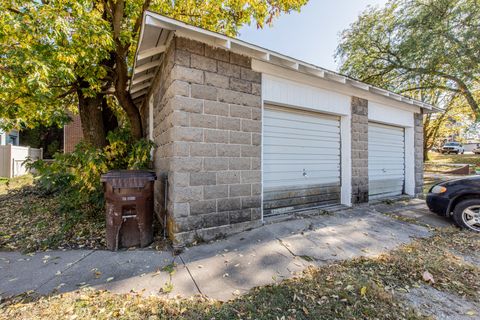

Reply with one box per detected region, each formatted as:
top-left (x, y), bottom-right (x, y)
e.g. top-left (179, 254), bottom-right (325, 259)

top-left (0, 145), bottom-right (43, 178)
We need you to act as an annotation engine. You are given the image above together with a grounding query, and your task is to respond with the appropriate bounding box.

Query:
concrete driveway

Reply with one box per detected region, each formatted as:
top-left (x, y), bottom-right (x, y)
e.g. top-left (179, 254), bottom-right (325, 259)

top-left (0, 199), bottom-right (448, 301)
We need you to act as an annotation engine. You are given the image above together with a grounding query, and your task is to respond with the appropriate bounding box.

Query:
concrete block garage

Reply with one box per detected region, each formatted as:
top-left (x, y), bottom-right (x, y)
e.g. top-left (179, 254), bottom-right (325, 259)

top-left (129, 12), bottom-right (433, 244)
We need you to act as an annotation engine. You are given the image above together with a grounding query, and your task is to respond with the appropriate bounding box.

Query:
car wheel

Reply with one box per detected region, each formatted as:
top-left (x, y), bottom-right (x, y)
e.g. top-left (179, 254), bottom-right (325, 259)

top-left (452, 199), bottom-right (480, 232)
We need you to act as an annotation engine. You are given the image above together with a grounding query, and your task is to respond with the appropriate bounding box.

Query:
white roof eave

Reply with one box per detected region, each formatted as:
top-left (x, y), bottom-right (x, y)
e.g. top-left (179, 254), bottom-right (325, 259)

top-left (129, 11), bottom-right (436, 112)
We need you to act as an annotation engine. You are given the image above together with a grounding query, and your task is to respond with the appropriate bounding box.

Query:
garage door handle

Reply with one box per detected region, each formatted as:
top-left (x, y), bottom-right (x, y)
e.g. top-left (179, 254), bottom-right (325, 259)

top-left (382, 168), bottom-right (386, 173)
top-left (303, 169), bottom-right (307, 177)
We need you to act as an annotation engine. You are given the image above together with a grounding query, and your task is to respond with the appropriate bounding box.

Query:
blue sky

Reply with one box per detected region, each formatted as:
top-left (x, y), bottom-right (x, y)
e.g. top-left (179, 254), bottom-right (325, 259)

top-left (238, 0), bottom-right (388, 72)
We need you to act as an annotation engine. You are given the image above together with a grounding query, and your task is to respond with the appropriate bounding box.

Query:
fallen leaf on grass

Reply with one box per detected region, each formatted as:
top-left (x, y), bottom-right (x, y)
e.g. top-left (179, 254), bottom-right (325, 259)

top-left (422, 271), bottom-right (435, 284)
top-left (360, 286), bottom-right (367, 297)
top-left (302, 306), bottom-right (309, 315)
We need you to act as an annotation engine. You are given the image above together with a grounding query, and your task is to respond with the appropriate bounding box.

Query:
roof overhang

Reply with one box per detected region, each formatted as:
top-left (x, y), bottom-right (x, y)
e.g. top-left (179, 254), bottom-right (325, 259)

top-left (130, 11), bottom-right (437, 113)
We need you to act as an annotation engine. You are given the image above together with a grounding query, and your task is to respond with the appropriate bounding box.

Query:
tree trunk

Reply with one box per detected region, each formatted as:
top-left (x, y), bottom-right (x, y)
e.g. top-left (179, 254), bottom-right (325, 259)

top-left (115, 90), bottom-right (143, 139)
top-left (77, 89), bottom-right (107, 148)
top-left (423, 141), bottom-right (430, 161)
top-left (101, 98), bottom-right (119, 135)
top-left (114, 46), bottom-right (143, 140)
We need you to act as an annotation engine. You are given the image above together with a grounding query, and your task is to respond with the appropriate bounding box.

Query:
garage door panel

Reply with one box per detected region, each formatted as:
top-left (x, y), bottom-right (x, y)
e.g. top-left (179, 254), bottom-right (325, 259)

top-left (263, 191), bottom-right (340, 210)
top-left (265, 163), bottom-right (340, 173)
top-left (265, 158), bottom-right (340, 164)
top-left (264, 126), bottom-right (340, 139)
top-left (265, 179), bottom-right (341, 190)
top-left (265, 109), bottom-right (339, 124)
top-left (264, 170), bottom-right (340, 180)
top-left (368, 150), bottom-right (405, 156)
top-left (264, 172), bottom-right (340, 185)
top-left (369, 169), bottom-right (405, 176)
top-left (369, 162), bottom-right (405, 169)
top-left (263, 119), bottom-right (339, 134)
top-left (371, 132), bottom-right (404, 145)
top-left (369, 179), bottom-right (405, 197)
top-left (264, 154), bottom-right (340, 161)
top-left (369, 145), bottom-right (405, 152)
top-left (264, 137), bottom-right (341, 148)
top-left (263, 106), bottom-right (341, 215)
top-left (369, 125), bottom-right (404, 134)
top-left (264, 183), bottom-right (340, 200)
top-left (264, 147), bottom-right (340, 157)
top-left (369, 161), bottom-right (405, 167)
top-left (368, 122), bottom-right (405, 200)
top-left (264, 133), bottom-right (340, 144)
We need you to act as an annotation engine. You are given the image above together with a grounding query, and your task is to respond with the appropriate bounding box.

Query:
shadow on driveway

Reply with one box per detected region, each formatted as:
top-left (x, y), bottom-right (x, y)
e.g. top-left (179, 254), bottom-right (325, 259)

top-left (1, 199), bottom-right (439, 301)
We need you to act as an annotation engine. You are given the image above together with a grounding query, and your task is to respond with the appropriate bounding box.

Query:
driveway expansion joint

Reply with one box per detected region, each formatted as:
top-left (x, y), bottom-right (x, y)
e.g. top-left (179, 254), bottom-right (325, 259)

top-left (36, 250), bottom-right (95, 292)
top-left (178, 254), bottom-right (203, 296)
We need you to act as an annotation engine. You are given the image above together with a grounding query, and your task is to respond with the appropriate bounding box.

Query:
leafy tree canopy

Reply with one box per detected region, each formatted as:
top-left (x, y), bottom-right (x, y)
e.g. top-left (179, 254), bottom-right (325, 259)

top-left (0, 0), bottom-right (308, 136)
top-left (336, 0), bottom-right (480, 119)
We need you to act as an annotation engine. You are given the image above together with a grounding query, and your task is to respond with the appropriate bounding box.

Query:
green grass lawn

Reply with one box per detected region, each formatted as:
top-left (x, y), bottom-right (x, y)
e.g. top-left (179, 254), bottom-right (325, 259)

top-left (426, 151), bottom-right (480, 166)
top-left (0, 175), bottom-right (34, 195)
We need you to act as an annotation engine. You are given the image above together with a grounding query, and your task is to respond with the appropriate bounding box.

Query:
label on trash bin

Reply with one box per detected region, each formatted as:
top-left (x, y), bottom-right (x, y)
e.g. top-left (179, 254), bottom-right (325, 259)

top-left (122, 196), bottom-right (136, 201)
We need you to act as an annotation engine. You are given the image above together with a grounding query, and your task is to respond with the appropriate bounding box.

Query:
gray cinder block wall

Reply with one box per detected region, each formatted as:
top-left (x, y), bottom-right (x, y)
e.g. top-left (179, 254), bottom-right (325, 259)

top-left (414, 112), bottom-right (424, 196)
top-left (150, 37), bottom-right (262, 245)
top-left (351, 97), bottom-right (369, 204)
top-left (146, 36), bottom-right (425, 245)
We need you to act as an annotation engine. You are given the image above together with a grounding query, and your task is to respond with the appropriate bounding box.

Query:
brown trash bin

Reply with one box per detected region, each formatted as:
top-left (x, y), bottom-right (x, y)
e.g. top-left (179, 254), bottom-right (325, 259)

top-left (101, 170), bottom-right (156, 251)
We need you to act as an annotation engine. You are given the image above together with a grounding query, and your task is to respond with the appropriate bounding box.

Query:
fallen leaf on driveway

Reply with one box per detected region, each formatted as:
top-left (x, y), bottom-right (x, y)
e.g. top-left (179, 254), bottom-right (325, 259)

top-left (422, 271), bottom-right (435, 284)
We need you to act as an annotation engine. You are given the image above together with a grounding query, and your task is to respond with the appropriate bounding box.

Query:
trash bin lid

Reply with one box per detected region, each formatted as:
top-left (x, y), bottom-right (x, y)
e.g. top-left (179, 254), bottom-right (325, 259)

top-left (101, 170), bottom-right (156, 188)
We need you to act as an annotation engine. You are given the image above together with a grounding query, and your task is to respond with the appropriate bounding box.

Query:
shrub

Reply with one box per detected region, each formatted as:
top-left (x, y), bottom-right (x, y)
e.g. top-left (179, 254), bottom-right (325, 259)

top-left (27, 130), bottom-right (155, 222)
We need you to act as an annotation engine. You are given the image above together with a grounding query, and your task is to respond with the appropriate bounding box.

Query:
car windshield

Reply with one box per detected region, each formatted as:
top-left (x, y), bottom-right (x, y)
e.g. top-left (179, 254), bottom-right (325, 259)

top-left (445, 142), bottom-right (459, 146)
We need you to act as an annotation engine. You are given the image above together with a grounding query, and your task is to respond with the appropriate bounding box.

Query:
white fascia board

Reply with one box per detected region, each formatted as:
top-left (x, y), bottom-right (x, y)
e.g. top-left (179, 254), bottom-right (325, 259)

top-left (301, 65), bottom-right (325, 78)
top-left (214, 38), bottom-right (231, 49)
top-left (129, 13), bottom-right (147, 92)
top-left (325, 72), bottom-right (347, 84)
top-left (145, 14), bottom-right (177, 30)
top-left (135, 11), bottom-right (435, 111)
top-left (253, 59), bottom-right (421, 114)
top-left (269, 54), bottom-right (299, 70)
top-left (347, 79), bottom-right (369, 90)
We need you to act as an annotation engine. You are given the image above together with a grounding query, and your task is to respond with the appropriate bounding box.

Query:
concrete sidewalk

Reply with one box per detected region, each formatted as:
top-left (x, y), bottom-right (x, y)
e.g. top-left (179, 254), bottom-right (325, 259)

top-left (0, 199), bottom-right (441, 301)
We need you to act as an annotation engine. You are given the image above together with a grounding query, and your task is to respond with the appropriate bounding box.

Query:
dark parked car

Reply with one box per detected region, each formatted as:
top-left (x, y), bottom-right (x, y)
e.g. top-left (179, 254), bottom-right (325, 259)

top-left (427, 176), bottom-right (480, 232)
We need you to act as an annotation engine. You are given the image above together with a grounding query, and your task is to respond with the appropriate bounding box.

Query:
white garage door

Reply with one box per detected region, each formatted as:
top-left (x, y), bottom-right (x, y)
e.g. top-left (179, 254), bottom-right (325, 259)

top-left (263, 106), bottom-right (341, 215)
top-left (368, 122), bottom-right (405, 200)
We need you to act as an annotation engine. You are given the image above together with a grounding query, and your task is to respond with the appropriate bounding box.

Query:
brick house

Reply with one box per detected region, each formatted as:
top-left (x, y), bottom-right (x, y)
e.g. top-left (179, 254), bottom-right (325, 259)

top-left (63, 114), bottom-right (83, 153)
top-left (128, 12), bottom-right (434, 244)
